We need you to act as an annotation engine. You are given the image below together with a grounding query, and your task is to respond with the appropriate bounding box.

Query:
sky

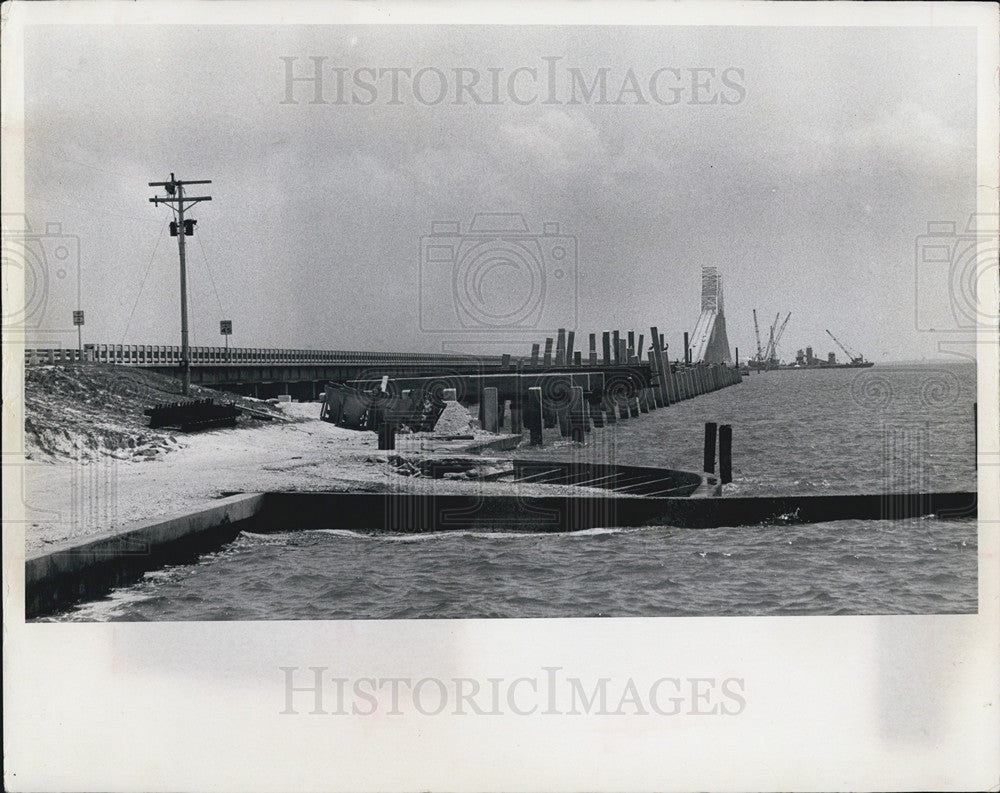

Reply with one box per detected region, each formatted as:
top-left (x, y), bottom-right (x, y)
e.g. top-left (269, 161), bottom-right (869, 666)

top-left (17, 22), bottom-right (978, 361)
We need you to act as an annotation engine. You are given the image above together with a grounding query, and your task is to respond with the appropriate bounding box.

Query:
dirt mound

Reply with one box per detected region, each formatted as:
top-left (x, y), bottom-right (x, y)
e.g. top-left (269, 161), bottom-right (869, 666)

top-left (433, 401), bottom-right (474, 435)
top-left (23, 363), bottom-right (287, 462)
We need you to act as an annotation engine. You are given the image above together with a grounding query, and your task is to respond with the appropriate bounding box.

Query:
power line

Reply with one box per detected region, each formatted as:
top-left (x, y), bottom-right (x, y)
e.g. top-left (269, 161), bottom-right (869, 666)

top-left (196, 230), bottom-right (227, 317)
top-left (121, 220), bottom-right (167, 343)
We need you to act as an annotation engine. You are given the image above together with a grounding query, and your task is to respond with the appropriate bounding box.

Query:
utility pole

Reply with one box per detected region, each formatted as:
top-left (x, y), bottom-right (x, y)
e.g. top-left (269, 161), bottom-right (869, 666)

top-left (148, 173), bottom-right (212, 395)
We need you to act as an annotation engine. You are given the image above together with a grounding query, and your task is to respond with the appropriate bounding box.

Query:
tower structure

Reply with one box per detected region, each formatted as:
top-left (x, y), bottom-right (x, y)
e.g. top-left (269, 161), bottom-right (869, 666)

top-left (688, 266), bottom-right (733, 364)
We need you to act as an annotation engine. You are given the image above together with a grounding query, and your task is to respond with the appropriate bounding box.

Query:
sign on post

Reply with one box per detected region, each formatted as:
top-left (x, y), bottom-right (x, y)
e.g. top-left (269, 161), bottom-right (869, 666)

top-left (220, 320), bottom-right (232, 335)
top-left (72, 310), bottom-right (85, 326)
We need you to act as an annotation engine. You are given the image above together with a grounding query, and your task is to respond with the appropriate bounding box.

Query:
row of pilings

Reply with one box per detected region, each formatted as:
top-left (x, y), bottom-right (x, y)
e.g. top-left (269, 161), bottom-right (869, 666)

top-left (477, 358), bottom-right (742, 446)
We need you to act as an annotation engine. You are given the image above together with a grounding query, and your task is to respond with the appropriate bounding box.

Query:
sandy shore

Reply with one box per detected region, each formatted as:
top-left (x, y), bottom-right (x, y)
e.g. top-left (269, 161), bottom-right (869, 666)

top-left (22, 401), bottom-right (601, 553)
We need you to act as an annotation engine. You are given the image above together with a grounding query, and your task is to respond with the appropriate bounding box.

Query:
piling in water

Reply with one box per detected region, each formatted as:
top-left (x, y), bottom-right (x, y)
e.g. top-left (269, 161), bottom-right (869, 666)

top-left (703, 421), bottom-right (718, 473)
top-left (719, 424), bottom-right (733, 484)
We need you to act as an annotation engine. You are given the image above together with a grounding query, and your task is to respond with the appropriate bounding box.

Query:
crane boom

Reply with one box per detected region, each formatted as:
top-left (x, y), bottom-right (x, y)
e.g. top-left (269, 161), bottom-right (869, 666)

top-left (774, 312), bottom-right (791, 346)
top-left (826, 329), bottom-right (863, 363)
top-left (752, 309), bottom-right (764, 362)
top-left (763, 313), bottom-right (780, 362)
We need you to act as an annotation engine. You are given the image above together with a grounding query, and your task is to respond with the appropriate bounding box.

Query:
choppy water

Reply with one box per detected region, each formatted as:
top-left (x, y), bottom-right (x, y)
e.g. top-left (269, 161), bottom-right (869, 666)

top-left (47, 363), bottom-right (979, 620)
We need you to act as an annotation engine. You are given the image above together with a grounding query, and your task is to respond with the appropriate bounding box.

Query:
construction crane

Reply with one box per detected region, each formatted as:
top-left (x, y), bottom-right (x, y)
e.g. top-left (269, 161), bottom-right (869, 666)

top-left (762, 312), bottom-right (780, 368)
top-left (752, 309), bottom-right (764, 365)
top-left (826, 329), bottom-right (865, 365)
top-left (767, 312), bottom-right (792, 363)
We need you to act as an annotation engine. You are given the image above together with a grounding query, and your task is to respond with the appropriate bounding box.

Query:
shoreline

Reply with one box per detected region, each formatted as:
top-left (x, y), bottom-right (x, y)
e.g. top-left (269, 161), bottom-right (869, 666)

top-left (22, 400), bottom-right (622, 554)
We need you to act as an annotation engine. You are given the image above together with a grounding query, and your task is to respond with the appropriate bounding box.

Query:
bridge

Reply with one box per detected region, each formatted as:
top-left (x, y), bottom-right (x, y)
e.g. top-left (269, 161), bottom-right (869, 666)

top-left (23, 267), bottom-right (742, 404)
top-left (687, 266), bottom-right (733, 365)
top-left (24, 332), bottom-right (742, 407)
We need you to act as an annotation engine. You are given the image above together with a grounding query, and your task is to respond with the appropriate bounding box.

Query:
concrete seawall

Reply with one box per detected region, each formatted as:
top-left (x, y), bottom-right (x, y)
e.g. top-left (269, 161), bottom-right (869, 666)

top-left (25, 489), bottom-right (976, 619)
top-left (25, 493), bottom-right (264, 619)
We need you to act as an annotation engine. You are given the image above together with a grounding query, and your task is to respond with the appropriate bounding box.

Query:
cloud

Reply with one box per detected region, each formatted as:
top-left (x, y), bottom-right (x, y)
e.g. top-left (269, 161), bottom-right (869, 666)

top-left (845, 101), bottom-right (967, 164)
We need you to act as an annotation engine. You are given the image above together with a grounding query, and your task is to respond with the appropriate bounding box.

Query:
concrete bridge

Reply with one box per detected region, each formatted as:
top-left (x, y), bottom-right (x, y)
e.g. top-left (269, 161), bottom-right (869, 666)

top-left (24, 335), bottom-right (742, 404)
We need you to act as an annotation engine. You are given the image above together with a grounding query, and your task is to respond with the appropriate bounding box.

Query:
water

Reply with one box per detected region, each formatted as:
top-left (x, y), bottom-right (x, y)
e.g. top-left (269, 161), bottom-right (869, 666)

top-left (46, 363), bottom-right (979, 620)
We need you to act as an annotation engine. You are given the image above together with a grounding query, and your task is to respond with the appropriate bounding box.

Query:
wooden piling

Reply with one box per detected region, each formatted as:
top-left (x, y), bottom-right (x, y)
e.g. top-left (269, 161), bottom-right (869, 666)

top-left (555, 329), bottom-right (566, 366)
top-left (570, 385), bottom-right (586, 443)
top-left (566, 331), bottom-right (575, 365)
top-left (481, 388), bottom-right (499, 433)
top-left (526, 387), bottom-right (543, 445)
top-left (703, 422), bottom-right (717, 474)
top-left (637, 334), bottom-right (644, 362)
top-left (574, 351), bottom-right (582, 366)
top-left (602, 332), bottom-right (612, 365)
top-left (378, 422), bottom-right (396, 451)
top-left (719, 424), bottom-right (733, 484)
top-left (628, 391), bottom-right (640, 418)
top-left (613, 331), bottom-right (621, 363)
top-left (638, 387), bottom-right (649, 413)
top-left (557, 399), bottom-right (571, 437)
top-left (618, 340), bottom-right (627, 365)
top-left (531, 343), bottom-right (540, 368)
top-left (589, 333), bottom-right (598, 364)
top-left (683, 332), bottom-right (690, 365)
top-left (511, 406), bottom-right (523, 434)
top-left (543, 338), bottom-right (553, 367)
top-left (590, 396), bottom-right (605, 427)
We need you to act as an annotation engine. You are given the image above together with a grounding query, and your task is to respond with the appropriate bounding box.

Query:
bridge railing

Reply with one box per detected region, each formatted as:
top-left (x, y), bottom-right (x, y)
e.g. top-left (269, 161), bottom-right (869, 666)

top-left (23, 345), bottom-right (513, 368)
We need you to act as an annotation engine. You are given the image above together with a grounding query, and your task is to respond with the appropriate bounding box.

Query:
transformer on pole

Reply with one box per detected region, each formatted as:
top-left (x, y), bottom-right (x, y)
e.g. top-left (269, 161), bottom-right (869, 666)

top-left (148, 173), bottom-right (212, 395)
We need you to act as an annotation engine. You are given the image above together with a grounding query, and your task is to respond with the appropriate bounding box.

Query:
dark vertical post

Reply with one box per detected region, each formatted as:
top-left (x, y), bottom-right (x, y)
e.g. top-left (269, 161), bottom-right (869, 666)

top-left (573, 351), bottom-right (582, 365)
top-left (590, 394), bottom-right (604, 427)
top-left (703, 421), bottom-right (718, 474)
top-left (719, 424), bottom-right (733, 484)
top-left (589, 333), bottom-right (597, 364)
top-left (637, 334), bottom-right (644, 362)
top-left (618, 340), bottom-right (628, 366)
top-left (627, 379), bottom-right (640, 417)
top-left (510, 378), bottom-right (523, 434)
top-left (602, 332), bottom-right (612, 365)
top-left (684, 332), bottom-right (690, 365)
top-left (527, 387), bottom-right (543, 445)
top-left (566, 331), bottom-right (575, 365)
top-left (543, 338), bottom-right (553, 367)
top-left (613, 331), bottom-right (621, 363)
top-left (556, 329), bottom-right (566, 366)
top-left (378, 421), bottom-right (396, 451)
top-left (659, 333), bottom-right (664, 350)
top-left (627, 331), bottom-right (635, 360)
top-left (531, 343), bottom-right (540, 368)
top-left (570, 385), bottom-right (585, 443)
top-left (735, 347), bottom-right (739, 368)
